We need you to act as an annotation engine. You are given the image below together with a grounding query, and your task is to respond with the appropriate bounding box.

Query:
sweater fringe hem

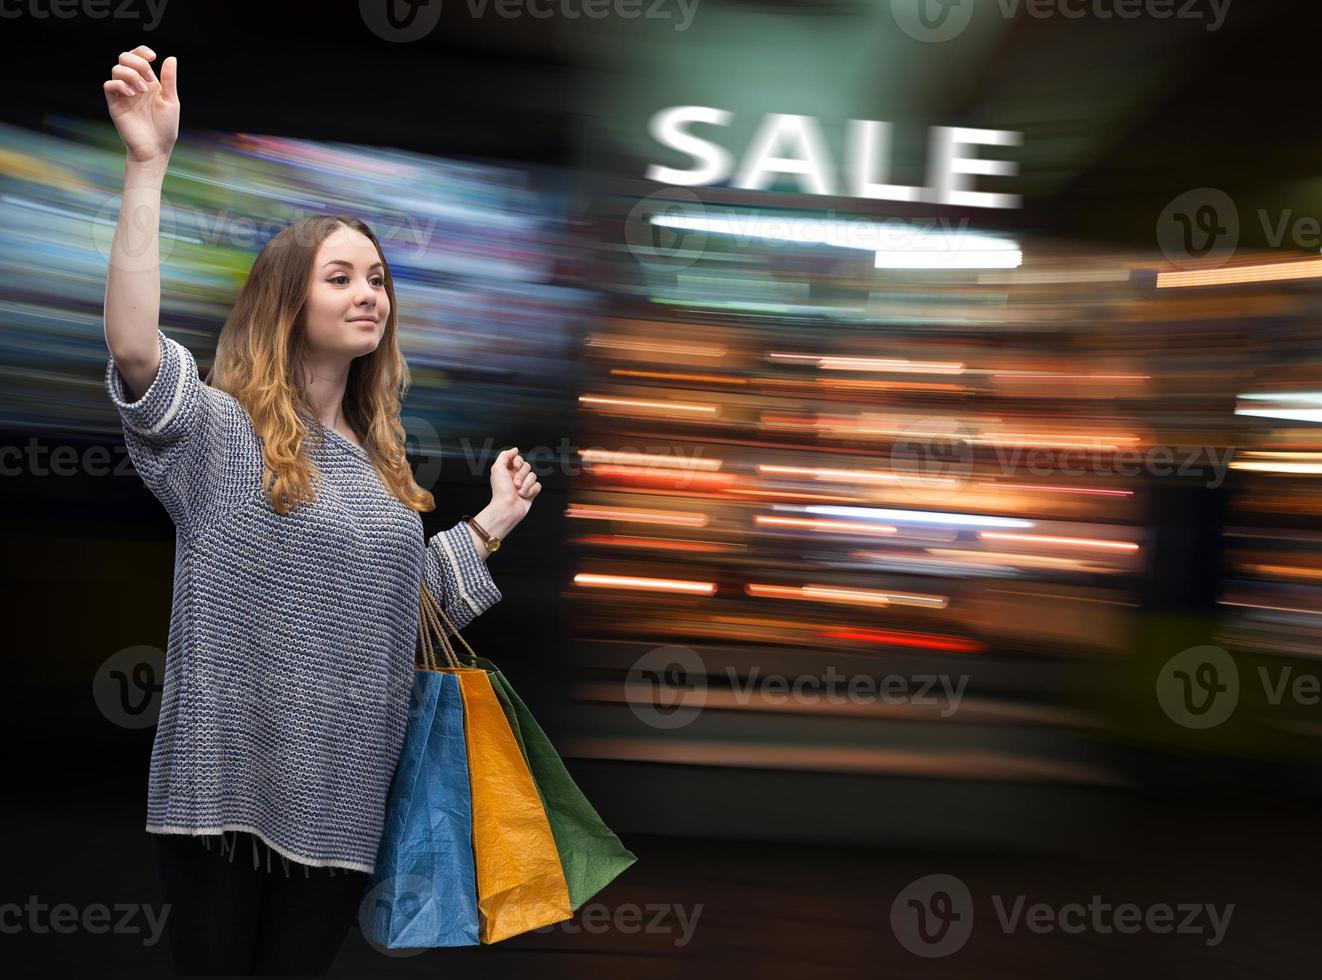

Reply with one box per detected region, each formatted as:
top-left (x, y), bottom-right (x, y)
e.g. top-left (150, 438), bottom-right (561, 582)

top-left (146, 823), bottom-right (375, 875)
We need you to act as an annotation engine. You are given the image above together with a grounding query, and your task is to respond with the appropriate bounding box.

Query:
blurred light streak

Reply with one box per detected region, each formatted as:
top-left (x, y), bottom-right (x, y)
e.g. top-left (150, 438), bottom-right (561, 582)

top-left (927, 549), bottom-right (1120, 573)
top-left (975, 482), bottom-right (1134, 497)
top-left (974, 432), bottom-right (1141, 450)
top-left (769, 352), bottom-right (964, 374)
top-left (852, 550), bottom-right (1015, 577)
top-left (565, 504), bottom-right (708, 526)
top-left (754, 515), bottom-right (898, 536)
top-left (1158, 257), bottom-right (1322, 288)
top-left (991, 372), bottom-right (1149, 381)
top-left (758, 463), bottom-right (960, 489)
top-left (820, 627), bottom-right (988, 654)
top-left (978, 531), bottom-right (1140, 552)
top-left (1240, 564), bottom-right (1322, 582)
top-left (572, 535), bottom-right (744, 554)
top-left (586, 334), bottom-right (726, 357)
top-left (802, 504), bottom-right (1034, 529)
top-left (579, 394), bottom-right (719, 416)
top-left (1230, 459), bottom-right (1322, 474)
top-left (580, 448), bottom-right (723, 470)
top-left (651, 211), bottom-right (1018, 257)
top-left (874, 248), bottom-right (1022, 270)
top-left (745, 582), bottom-right (949, 609)
top-left (724, 488), bottom-right (862, 504)
top-left (585, 465), bottom-right (739, 489)
top-left (609, 368), bottom-right (747, 385)
top-left (573, 573), bottom-right (717, 595)
top-left (555, 739), bottom-right (1123, 784)
top-left (1219, 600), bottom-right (1322, 616)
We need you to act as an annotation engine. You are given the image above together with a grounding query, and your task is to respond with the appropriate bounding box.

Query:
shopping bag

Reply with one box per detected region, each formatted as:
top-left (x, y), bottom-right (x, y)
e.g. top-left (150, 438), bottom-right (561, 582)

top-left (481, 661), bottom-right (639, 910)
top-left (417, 584), bottom-right (574, 944)
top-left (362, 668), bottom-right (481, 948)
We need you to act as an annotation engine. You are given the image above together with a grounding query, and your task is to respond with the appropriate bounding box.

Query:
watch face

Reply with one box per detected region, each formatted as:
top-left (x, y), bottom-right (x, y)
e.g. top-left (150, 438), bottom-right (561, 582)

top-left (487, 538), bottom-right (500, 552)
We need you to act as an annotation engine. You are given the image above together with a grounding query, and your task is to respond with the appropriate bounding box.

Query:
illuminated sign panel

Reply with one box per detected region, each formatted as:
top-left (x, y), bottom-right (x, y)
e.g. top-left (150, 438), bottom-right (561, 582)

top-left (646, 106), bottom-right (1023, 209)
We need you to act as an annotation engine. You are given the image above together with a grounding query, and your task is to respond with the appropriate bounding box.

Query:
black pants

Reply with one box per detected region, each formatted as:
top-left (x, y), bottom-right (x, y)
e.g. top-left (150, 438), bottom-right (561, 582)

top-left (151, 830), bottom-right (371, 976)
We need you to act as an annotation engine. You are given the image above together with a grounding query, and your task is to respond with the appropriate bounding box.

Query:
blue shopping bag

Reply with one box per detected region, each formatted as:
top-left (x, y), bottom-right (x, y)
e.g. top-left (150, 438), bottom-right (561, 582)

top-left (361, 670), bottom-right (480, 948)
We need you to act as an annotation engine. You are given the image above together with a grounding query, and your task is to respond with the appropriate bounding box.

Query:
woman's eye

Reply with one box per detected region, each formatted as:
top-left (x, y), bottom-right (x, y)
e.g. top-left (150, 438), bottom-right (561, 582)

top-left (371, 276), bottom-right (385, 287)
top-left (329, 274), bottom-right (349, 284)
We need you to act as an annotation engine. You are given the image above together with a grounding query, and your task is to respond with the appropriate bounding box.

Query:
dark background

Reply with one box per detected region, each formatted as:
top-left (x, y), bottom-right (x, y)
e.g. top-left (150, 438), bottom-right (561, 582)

top-left (4, 1), bottom-right (1321, 977)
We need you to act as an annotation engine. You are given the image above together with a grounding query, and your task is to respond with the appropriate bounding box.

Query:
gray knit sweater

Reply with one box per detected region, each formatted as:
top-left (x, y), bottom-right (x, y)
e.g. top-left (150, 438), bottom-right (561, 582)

top-left (105, 328), bottom-right (502, 873)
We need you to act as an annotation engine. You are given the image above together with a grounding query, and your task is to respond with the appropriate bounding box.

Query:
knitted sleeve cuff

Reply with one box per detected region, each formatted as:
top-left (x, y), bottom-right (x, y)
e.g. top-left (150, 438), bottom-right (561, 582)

top-left (422, 520), bottom-right (502, 635)
top-left (105, 328), bottom-right (202, 445)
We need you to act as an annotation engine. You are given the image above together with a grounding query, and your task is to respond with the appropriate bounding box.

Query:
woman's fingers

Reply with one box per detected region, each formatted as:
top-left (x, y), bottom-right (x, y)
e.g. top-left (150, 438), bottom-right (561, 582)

top-left (111, 64), bottom-right (148, 94)
top-left (103, 78), bottom-right (135, 99)
top-left (116, 50), bottom-right (157, 89)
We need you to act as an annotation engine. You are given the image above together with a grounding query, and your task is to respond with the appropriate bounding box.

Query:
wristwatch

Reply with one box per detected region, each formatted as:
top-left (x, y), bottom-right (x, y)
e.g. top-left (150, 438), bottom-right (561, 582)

top-left (462, 515), bottom-right (500, 554)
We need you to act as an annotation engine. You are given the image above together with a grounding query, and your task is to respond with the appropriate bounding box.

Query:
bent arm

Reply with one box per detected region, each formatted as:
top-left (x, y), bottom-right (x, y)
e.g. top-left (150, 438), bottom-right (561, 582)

top-left (103, 155), bottom-right (170, 399)
top-left (421, 521), bottom-right (503, 641)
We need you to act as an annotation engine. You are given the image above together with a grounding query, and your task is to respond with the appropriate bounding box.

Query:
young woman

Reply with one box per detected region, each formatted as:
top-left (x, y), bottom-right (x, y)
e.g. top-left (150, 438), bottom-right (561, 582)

top-left (102, 45), bottom-right (541, 975)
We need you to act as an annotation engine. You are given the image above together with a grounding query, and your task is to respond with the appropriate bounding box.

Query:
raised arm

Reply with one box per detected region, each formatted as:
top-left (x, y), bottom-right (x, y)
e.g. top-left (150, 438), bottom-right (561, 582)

top-left (102, 45), bottom-right (180, 399)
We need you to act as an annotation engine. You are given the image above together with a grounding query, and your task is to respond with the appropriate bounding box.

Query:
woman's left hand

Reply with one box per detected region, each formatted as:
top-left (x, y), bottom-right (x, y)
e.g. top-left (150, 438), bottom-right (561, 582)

top-left (489, 446), bottom-right (541, 524)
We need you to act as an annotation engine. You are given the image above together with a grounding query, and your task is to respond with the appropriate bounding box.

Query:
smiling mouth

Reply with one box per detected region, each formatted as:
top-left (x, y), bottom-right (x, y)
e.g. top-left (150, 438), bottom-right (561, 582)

top-left (348, 317), bottom-right (378, 324)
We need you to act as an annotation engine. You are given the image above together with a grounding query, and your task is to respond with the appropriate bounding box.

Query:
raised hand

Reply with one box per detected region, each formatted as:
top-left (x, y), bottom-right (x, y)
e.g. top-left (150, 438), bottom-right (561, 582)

top-left (489, 447), bottom-right (541, 524)
top-left (103, 45), bottom-right (179, 165)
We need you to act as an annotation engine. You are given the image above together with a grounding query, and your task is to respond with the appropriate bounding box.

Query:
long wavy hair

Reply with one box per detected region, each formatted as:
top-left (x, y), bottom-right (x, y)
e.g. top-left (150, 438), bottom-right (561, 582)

top-left (203, 215), bottom-right (435, 516)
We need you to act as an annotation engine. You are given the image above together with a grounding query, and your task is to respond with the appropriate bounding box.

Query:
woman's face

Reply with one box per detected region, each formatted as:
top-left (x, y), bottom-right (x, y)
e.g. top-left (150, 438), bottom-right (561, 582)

top-left (303, 225), bottom-right (390, 359)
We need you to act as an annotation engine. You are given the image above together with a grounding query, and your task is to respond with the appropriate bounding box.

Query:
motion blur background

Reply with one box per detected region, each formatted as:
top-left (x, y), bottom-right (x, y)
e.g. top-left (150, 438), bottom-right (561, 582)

top-left (3, 1), bottom-right (1320, 976)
